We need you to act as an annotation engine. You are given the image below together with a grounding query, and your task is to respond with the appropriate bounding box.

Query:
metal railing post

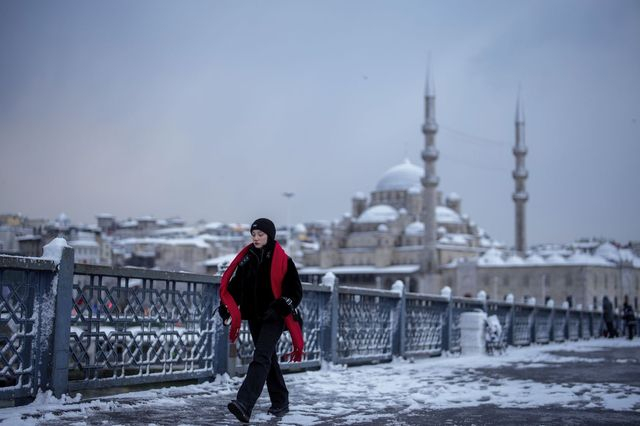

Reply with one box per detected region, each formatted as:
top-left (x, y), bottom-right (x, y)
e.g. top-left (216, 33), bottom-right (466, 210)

top-left (442, 295), bottom-right (453, 352)
top-left (330, 280), bottom-right (339, 364)
top-left (391, 281), bottom-right (405, 358)
top-left (208, 283), bottom-right (228, 377)
top-left (508, 299), bottom-right (515, 346)
top-left (318, 272), bottom-right (338, 364)
top-left (51, 245), bottom-right (75, 398)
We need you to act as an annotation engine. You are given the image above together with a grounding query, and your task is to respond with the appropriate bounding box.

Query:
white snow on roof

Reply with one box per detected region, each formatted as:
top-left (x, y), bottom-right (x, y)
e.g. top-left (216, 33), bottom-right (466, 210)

top-left (151, 227), bottom-right (196, 237)
top-left (619, 248), bottom-right (636, 263)
top-left (478, 248), bottom-right (504, 266)
top-left (505, 255), bottom-right (525, 265)
top-left (68, 240), bottom-right (98, 248)
top-left (299, 264), bottom-right (420, 275)
top-left (203, 253), bottom-right (236, 266)
top-left (524, 254), bottom-right (545, 265)
top-left (356, 205), bottom-right (399, 223)
top-left (436, 206), bottom-right (463, 225)
top-left (546, 253), bottom-right (566, 264)
top-left (594, 243), bottom-right (639, 266)
top-left (118, 237), bottom-right (210, 249)
top-left (566, 252), bottom-right (613, 266)
top-left (446, 192), bottom-right (461, 202)
top-left (375, 159), bottom-right (422, 191)
top-left (405, 221), bottom-right (424, 236)
top-left (479, 238), bottom-right (493, 248)
top-left (353, 191), bottom-right (367, 200)
top-left (439, 233), bottom-right (469, 246)
top-left (594, 242), bottom-right (619, 262)
top-left (204, 222), bottom-right (225, 230)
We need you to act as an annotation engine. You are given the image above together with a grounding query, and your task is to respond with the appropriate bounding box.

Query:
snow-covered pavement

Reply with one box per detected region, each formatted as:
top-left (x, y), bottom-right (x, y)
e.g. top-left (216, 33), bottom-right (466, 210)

top-left (2, 338), bottom-right (639, 425)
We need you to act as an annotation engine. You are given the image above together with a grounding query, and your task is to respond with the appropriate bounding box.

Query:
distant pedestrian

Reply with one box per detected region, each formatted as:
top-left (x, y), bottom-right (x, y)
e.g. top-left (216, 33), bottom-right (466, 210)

top-left (622, 295), bottom-right (636, 340)
top-left (218, 218), bottom-right (304, 423)
top-left (602, 296), bottom-right (617, 338)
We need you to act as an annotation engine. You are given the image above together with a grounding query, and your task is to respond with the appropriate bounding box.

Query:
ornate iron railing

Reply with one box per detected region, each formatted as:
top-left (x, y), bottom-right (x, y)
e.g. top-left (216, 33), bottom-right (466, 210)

top-left (567, 310), bottom-right (581, 341)
top-left (534, 307), bottom-right (553, 343)
top-left (511, 304), bottom-right (535, 346)
top-left (404, 293), bottom-right (448, 357)
top-left (1, 247), bottom-right (628, 406)
top-left (68, 264), bottom-right (220, 391)
top-left (0, 256), bottom-right (57, 405)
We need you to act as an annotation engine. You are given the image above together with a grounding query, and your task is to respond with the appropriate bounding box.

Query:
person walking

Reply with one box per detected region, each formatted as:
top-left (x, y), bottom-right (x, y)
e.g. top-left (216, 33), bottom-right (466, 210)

top-left (602, 296), bottom-right (617, 338)
top-left (218, 218), bottom-right (303, 423)
top-left (622, 295), bottom-right (636, 340)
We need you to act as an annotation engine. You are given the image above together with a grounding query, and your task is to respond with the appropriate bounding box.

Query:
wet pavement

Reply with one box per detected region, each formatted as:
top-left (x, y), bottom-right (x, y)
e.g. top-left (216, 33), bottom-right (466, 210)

top-left (2, 339), bottom-right (640, 425)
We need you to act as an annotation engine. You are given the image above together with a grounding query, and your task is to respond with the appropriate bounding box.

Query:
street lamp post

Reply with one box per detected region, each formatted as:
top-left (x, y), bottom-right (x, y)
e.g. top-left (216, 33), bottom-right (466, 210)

top-left (282, 192), bottom-right (294, 252)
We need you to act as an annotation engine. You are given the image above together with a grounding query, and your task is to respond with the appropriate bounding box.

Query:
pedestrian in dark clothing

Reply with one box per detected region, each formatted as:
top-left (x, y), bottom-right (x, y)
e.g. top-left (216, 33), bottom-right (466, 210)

top-left (622, 296), bottom-right (636, 340)
top-left (218, 218), bottom-right (303, 423)
top-left (603, 296), bottom-right (617, 338)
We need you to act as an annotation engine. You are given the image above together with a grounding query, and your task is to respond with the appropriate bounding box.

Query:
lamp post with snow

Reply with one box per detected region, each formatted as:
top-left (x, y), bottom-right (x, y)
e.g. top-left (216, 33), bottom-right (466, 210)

top-left (282, 192), bottom-right (294, 252)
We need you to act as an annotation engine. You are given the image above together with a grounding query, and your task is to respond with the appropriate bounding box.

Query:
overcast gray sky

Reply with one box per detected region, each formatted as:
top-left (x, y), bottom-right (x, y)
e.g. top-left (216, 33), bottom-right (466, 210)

top-left (1, 0), bottom-right (639, 246)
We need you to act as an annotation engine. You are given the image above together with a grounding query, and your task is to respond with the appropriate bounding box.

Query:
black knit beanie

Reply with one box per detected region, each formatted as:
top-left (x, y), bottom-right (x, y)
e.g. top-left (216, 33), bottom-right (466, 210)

top-left (250, 218), bottom-right (276, 242)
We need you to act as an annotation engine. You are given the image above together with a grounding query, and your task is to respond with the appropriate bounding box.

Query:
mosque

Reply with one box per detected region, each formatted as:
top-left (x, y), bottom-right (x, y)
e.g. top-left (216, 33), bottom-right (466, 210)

top-left (299, 69), bottom-right (640, 311)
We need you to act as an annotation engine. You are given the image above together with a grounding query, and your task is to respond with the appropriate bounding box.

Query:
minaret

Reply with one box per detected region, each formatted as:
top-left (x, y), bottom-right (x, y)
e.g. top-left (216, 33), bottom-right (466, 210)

top-left (421, 65), bottom-right (439, 277)
top-left (512, 92), bottom-right (528, 255)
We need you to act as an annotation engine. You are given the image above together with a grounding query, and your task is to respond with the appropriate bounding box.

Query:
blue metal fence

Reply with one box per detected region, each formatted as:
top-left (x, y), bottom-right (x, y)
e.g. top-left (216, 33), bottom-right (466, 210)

top-left (1, 247), bottom-right (635, 406)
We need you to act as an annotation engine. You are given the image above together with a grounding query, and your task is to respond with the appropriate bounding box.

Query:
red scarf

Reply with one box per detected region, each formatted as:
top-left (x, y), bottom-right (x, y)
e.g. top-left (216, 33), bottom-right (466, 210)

top-left (220, 242), bottom-right (304, 362)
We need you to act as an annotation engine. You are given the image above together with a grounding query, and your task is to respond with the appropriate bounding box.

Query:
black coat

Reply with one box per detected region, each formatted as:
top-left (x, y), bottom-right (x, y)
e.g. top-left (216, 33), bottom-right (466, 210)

top-left (226, 241), bottom-right (302, 320)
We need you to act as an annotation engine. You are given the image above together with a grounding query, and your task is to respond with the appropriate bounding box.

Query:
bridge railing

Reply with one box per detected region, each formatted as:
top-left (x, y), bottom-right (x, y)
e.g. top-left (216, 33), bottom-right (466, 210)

top-left (1, 245), bottom-right (631, 406)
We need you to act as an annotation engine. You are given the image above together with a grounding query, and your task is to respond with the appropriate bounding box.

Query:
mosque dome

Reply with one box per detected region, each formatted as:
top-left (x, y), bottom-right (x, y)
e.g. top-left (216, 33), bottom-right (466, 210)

top-left (405, 221), bottom-right (425, 236)
top-left (436, 206), bottom-right (463, 224)
top-left (375, 159), bottom-right (423, 191)
top-left (356, 204), bottom-right (399, 223)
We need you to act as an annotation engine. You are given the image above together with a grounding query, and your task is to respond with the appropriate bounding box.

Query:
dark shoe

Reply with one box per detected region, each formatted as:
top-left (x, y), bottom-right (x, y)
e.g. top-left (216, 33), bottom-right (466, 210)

top-left (228, 400), bottom-right (250, 423)
top-left (267, 405), bottom-right (289, 417)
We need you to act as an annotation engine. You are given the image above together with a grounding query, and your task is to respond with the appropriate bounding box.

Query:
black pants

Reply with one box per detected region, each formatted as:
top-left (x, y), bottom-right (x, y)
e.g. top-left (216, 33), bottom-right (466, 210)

top-left (236, 314), bottom-right (288, 413)
top-left (605, 321), bottom-right (617, 338)
top-left (626, 322), bottom-right (635, 340)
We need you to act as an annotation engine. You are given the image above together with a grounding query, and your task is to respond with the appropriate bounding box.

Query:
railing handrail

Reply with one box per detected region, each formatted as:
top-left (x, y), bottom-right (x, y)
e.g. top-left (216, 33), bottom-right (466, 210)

top-left (74, 262), bottom-right (218, 283)
top-left (0, 254), bottom-right (57, 271)
top-left (339, 285), bottom-right (401, 298)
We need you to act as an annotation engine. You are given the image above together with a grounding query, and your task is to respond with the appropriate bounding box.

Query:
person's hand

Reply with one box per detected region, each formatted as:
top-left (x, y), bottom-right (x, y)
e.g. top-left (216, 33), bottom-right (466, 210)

top-left (271, 297), bottom-right (294, 317)
top-left (229, 310), bottom-right (241, 342)
top-left (218, 303), bottom-right (231, 325)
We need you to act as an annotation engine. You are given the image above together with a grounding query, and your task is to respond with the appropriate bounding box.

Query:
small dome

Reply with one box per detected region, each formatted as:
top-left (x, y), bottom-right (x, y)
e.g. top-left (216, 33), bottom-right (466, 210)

top-left (505, 255), bottom-right (524, 265)
top-left (594, 242), bottom-right (620, 262)
top-left (375, 159), bottom-right (423, 191)
top-left (446, 192), bottom-right (461, 202)
top-left (356, 204), bottom-right (399, 223)
top-left (353, 191), bottom-right (367, 200)
top-left (478, 248), bottom-right (504, 265)
top-left (405, 221), bottom-right (424, 236)
top-left (524, 254), bottom-right (545, 265)
top-left (436, 206), bottom-right (463, 224)
top-left (546, 253), bottom-right (566, 264)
